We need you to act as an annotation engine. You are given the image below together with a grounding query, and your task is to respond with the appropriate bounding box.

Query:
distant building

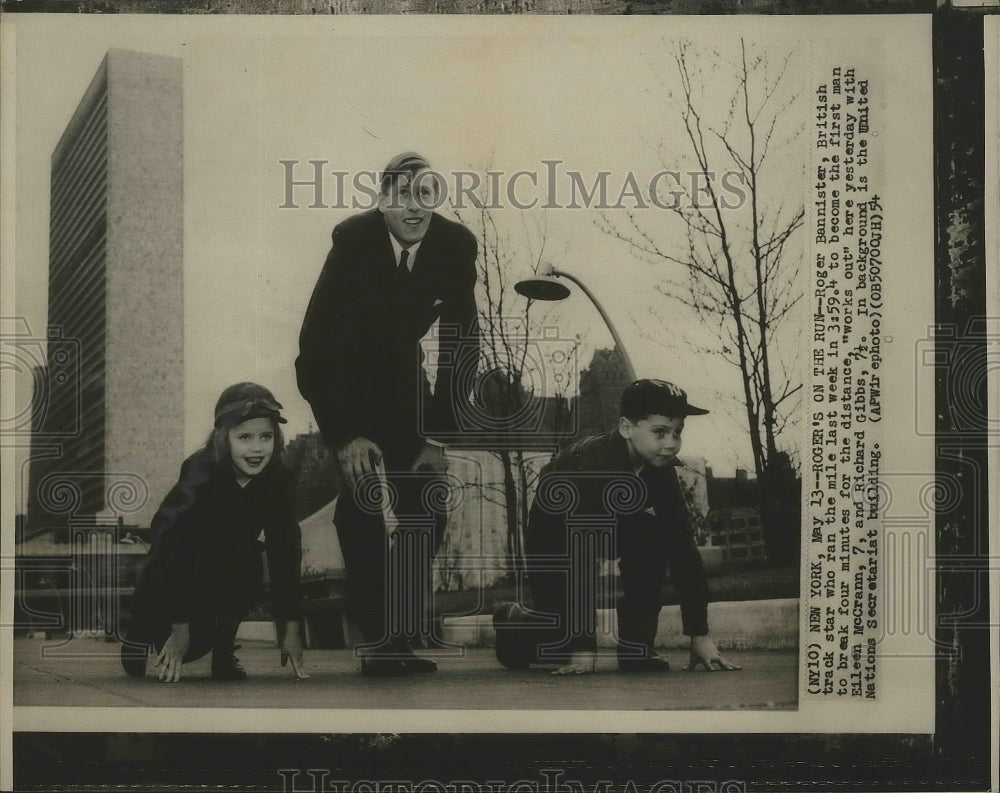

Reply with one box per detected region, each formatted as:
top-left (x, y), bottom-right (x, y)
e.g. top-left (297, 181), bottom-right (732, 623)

top-left (574, 346), bottom-right (630, 439)
top-left (27, 50), bottom-right (184, 540)
top-left (283, 431), bottom-right (339, 521)
top-left (707, 467), bottom-right (758, 511)
top-left (705, 467), bottom-right (765, 560)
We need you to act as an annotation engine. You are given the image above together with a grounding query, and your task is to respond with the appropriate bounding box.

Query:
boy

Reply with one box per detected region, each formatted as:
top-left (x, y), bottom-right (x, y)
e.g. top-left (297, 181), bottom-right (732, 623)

top-left (497, 379), bottom-right (740, 674)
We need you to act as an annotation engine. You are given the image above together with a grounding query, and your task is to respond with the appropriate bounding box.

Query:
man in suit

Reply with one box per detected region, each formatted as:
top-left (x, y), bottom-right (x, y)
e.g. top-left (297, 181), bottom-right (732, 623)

top-left (296, 152), bottom-right (479, 676)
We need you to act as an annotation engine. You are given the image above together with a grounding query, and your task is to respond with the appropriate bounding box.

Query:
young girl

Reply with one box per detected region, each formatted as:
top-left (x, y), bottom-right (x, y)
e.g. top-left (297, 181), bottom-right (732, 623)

top-left (121, 382), bottom-right (307, 682)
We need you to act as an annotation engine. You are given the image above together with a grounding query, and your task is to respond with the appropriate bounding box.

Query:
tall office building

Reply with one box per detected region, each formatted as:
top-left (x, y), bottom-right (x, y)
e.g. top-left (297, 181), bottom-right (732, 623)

top-left (28, 49), bottom-right (184, 537)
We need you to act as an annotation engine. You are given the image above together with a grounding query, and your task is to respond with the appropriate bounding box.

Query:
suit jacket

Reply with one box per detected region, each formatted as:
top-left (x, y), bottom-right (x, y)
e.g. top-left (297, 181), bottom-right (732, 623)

top-left (526, 429), bottom-right (709, 636)
top-left (296, 208), bottom-right (479, 465)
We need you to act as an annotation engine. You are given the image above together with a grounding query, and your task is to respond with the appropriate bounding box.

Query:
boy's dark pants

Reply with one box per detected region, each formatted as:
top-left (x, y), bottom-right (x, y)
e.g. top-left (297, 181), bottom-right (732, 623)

top-left (525, 508), bottom-right (669, 662)
top-left (615, 510), bottom-right (673, 660)
top-left (333, 467), bottom-right (447, 653)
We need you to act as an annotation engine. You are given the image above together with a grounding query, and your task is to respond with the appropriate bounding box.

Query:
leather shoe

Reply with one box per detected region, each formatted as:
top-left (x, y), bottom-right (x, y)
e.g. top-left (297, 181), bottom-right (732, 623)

top-left (401, 654), bottom-right (438, 673)
top-left (493, 602), bottom-right (536, 669)
top-left (360, 656), bottom-right (410, 677)
top-left (388, 638), bottom-right (438, 673)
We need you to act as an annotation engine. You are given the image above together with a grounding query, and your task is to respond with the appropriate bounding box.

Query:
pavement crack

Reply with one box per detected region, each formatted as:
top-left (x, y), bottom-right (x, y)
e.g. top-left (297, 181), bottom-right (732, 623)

top-left (19, 662), bottom-right (153, 706)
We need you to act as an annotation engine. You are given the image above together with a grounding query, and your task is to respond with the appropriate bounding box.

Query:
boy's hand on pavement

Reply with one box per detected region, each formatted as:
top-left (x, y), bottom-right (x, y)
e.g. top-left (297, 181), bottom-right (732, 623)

top-left (686, 635), bottom-right (742, 671)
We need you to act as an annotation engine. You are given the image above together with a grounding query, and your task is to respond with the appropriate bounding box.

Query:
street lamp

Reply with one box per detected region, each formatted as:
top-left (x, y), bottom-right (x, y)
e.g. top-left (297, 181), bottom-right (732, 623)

top-left (514, 262), bottom-right (637, 383)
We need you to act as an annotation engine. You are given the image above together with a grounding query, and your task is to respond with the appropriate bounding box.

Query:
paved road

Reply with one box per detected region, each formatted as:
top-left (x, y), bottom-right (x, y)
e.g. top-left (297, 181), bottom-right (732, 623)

top-left (14, 637), bottom-right (797, 711)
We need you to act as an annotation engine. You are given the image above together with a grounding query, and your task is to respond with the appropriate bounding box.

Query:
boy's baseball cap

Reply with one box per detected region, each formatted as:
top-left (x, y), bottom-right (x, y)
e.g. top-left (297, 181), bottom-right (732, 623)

top-left (214, 382), bottom-right (288, 428)
top-left (620, 379), bottom-right (709, 418)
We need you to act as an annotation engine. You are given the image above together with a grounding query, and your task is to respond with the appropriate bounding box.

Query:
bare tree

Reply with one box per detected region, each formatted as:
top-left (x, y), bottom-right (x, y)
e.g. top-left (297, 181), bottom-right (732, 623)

top-left (453, 192), bottom-right (578, 579)
top-left (602, 38), bottom-right (804, 563)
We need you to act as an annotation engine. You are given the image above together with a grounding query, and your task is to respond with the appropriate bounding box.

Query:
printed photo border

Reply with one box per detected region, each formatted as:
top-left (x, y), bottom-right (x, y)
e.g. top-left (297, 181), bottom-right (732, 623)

top-left (1, 4), bottom-right (995, 792)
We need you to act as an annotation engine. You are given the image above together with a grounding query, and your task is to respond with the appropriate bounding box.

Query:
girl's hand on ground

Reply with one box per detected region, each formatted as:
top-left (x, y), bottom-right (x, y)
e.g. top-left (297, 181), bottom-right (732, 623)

top-left (278, 620), bottom-right (309, 680)
top-left (156, 623), bottom-right (190, 683)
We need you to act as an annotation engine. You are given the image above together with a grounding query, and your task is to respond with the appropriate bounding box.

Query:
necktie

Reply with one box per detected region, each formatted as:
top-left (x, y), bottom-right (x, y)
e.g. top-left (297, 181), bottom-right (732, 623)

top-left (397, 249), bottom-right (410, 286)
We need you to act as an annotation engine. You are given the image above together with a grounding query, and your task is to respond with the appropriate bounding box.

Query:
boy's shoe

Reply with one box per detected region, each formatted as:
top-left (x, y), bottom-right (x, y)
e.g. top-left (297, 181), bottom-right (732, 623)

top-left (120, 639), bottom-right (150, 678)
top-left (211, 647), bottom-right (248, 681)
top-left (616, 613), bottom-right (667, 672)
top-left (617, 652), bottom-right (671, 672)
top-left (492, 602), bottom-right (535, 669)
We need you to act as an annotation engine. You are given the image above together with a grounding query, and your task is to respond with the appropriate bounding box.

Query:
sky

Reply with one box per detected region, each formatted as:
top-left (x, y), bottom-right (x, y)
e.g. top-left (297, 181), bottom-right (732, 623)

top-left (8, 15), bottom-right (811, 510)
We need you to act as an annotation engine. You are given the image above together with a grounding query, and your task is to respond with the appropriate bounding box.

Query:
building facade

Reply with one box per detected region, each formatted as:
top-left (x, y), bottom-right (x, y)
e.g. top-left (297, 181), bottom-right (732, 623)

top-left (28, 49), bottom-right (184, 538)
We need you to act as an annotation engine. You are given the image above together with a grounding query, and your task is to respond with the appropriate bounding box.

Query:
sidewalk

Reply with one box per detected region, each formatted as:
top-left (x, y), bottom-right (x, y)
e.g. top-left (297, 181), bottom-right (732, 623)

top-left (13, 637), bottom-right (797, 711)
top-left (240, 598), bottom-right (799, 650)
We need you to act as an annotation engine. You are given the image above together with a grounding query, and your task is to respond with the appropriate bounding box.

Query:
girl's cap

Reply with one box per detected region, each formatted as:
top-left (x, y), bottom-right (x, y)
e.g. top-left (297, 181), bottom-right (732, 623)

top-left (214, 382), bottom-right (288, 428)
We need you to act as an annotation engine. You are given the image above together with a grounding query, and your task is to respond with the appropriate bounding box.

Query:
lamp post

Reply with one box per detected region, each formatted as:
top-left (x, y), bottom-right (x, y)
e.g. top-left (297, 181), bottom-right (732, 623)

top-left (514, 262), bottom-right (637, 383)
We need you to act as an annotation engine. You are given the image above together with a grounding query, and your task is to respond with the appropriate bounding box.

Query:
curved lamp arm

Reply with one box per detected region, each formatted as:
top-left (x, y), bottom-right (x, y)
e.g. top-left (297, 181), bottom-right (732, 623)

top-left (548, 267), bottom-right (638, 383)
